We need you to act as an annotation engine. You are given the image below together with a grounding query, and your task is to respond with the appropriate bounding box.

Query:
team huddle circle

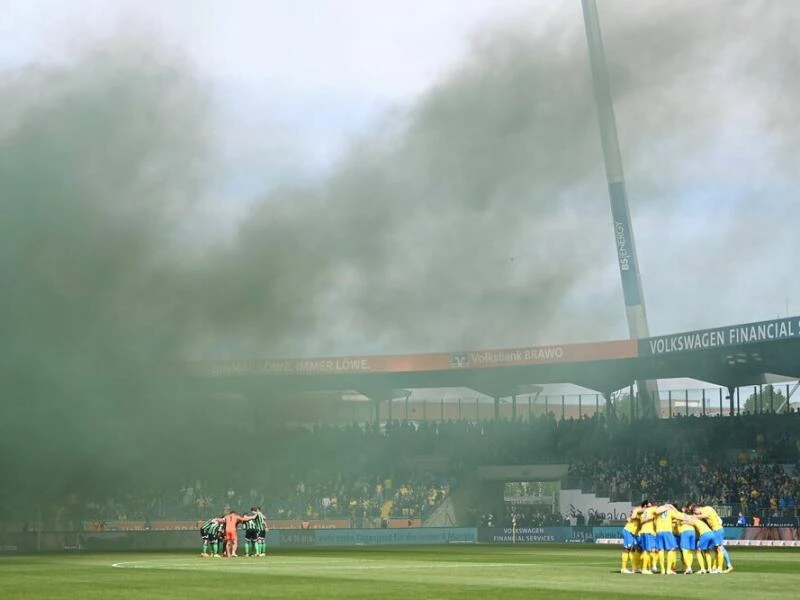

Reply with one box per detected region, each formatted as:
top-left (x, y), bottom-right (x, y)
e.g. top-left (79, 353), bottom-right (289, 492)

top-left (200, 507), bottom-right (268, 558)
top-left (621, 501), bottom-right (732, 574)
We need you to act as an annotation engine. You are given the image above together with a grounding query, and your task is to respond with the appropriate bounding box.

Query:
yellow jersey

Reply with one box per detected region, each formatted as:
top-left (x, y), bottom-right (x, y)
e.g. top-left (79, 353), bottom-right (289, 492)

top-left (696, 506), bottom-right (723, 532)
top-left (690, 516), bottom-right (712, 536)
top-left (655, 507), bottom-right (677, 533)
top-left (624, 511), bottom-right (641, 535)
top-left (673, 510), bottom-right (694, 535)
top-left (639, 507), bottom-right (657, 535)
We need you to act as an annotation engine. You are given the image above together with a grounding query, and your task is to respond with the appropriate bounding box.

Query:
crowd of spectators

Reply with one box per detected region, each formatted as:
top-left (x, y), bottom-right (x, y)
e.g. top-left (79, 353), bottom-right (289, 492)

top-left (564, 412), bottom-right (800, 518)
top-left (3, 410), bottom-right (799, 532)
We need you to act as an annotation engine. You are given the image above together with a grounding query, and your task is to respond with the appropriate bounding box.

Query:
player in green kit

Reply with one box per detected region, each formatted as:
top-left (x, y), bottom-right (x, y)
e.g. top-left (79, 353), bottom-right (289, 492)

top-left (244, 506), bottom-right (268, 557)
top-left (255, 506), bottom-right (269, 557)
top-left (200, 516), bottom-right (224, 557)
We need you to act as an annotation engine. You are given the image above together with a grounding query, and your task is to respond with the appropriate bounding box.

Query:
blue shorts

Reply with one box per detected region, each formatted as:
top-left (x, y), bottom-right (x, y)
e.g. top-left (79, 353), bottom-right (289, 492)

top-left (641, 533), bottom-right (657, 552)
top-left (622, 530), bottom-right (638, 551)
top-left (713, 529), bottom-right (725, 546)
top-left (679, 531), bottom-right (696, 550)
top-left (697, 532), bottom-right (717, 551)
top-left (657, 531), bottom-right (677, 551)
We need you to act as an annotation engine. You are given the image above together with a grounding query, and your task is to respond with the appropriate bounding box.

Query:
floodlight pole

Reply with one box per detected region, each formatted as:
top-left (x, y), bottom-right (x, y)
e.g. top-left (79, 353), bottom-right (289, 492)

top-left (581, 0), bottom-right (659, 418)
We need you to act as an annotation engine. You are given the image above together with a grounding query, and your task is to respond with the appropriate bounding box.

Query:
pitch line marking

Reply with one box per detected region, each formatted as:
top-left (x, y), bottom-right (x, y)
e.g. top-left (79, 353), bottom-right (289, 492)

top-left (110, 559), bottom-right (541, 571)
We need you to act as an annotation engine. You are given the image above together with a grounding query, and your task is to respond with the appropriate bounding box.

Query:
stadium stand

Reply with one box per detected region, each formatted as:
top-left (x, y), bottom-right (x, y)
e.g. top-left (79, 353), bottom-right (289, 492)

top-left (2, 410), bottom-right (799, 534)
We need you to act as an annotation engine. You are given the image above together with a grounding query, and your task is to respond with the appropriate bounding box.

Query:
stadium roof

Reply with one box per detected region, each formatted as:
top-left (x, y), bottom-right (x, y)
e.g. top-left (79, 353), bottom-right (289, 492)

top-left (183, 315), bottom-right (800, 402)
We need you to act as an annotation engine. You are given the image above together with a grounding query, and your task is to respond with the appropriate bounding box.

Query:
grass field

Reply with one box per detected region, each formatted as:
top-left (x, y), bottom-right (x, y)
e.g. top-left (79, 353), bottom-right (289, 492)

top-left (2, 545), bottom-right (799, 599)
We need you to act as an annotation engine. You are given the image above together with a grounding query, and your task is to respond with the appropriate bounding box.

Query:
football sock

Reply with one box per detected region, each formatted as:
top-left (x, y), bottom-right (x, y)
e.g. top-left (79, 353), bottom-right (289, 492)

top-left (667, 550), bottom-right (676, 572)
top-left (721, 546), bottom-right (732, 567)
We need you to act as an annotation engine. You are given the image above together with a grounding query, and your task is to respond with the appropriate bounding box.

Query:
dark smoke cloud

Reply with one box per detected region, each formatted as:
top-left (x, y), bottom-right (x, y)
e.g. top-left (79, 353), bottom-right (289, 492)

top-left (0, 35), bottom-right (212, 496)
top-left (199, 0), bottom-right (800, 356)
top-left (2, 1), bottom-right (800, 500)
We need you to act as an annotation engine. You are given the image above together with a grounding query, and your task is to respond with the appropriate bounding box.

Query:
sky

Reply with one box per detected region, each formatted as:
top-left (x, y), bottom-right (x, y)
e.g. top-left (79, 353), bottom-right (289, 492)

top-left (1, 0), bottom-right (547, 195)
top-left (2, 0), bottom-right (799, 362)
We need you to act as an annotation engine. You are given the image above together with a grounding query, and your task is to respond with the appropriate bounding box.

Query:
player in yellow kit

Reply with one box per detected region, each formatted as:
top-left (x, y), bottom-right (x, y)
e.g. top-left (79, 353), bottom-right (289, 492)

top-left (682, 512), bottom-right (717, 574)
top-left (652, 503), bottom-right (679, 574)
top-left (620, 506), bottom-right (643, 574)
top-left (637, 500), bottom-right (658, 574)
top-left (660, 502), bottom-right (699, 574)
top-left (675, 507), bottom-right (696, 574)
top-left (692, 504), bottom-right (733, 573)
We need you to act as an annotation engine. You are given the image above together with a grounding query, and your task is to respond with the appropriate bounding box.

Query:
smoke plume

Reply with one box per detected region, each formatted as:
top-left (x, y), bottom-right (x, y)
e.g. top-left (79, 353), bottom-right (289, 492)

top-left (2, 0), bottom-right (800, 500)
top-left (199, 0), bottom-right (800, 355)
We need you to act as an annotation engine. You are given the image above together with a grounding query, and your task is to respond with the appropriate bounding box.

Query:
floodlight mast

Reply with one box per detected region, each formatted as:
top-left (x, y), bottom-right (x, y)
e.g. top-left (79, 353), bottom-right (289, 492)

top-left (581, 0), bottom-right (659, 418)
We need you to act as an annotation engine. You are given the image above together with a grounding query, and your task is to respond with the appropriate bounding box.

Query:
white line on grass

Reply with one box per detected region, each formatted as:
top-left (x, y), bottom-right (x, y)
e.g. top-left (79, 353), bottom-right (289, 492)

top-left (110, 558), bottom-right (548, 571)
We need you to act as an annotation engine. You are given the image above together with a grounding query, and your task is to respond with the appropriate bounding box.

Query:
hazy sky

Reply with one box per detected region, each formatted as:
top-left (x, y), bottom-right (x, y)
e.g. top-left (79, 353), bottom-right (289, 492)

top-left (3, 0), bottom-right (799, 360)
top-left (2, 0), bottom-right (546, 192)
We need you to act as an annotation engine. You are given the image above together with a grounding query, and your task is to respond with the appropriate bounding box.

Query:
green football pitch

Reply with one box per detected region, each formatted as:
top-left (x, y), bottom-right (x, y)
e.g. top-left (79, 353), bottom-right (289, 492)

top-left (2, 545), bottom-right (798, 599)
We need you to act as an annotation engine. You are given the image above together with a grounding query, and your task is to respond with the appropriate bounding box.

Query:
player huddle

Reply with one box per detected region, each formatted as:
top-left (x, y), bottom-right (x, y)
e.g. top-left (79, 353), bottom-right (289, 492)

top-left (200, 507), bottom-right (268, 558)
top-left (621, 500), bottom-right (734, 574)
